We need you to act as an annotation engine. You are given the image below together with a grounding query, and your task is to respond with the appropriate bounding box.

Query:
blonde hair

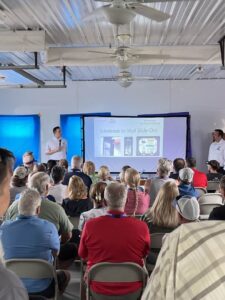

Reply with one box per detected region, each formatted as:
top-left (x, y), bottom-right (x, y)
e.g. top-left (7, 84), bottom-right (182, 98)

top-left (83, 161), bottom-right (96, 176)
top-left (146, 181), bottom-right (179, 227)
top-left (124, 168), bottom-right (140, 216)
top-left (68, 175), bottom-right (87, 200)
top-left (98, 165), bottom-right (110, 181)
top-left (90, 181), bottom-right (107, 208)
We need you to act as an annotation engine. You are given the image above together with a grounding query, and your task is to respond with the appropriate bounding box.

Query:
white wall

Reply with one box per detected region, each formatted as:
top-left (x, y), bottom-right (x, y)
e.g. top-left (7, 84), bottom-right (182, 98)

top-left (0, 79), bottom-right (225, 171)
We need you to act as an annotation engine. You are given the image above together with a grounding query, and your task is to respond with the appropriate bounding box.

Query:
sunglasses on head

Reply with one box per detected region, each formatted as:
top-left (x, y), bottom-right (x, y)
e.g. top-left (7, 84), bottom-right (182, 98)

top-left (24, 160), bottom-right (35, 165)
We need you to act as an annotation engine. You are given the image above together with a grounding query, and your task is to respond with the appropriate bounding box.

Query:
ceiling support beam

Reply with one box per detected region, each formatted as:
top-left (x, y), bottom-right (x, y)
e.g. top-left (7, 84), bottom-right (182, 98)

top-left (219, 36), bottom-right (225, 70)
top-left (62, 66), bottom-right (66, 86)
top-left (14, 68), bottom-right (45, 86)
top-left (0, 52), bottom-right (39, 70)
top-left (0, 53), bottom-right (67, 88)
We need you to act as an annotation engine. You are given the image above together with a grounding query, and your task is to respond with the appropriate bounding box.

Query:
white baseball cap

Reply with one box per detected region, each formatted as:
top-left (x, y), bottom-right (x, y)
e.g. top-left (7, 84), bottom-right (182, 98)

top-left (174, 196), bottom-right (200, 221)
top-left (179, 167), bottom-right (194, 183)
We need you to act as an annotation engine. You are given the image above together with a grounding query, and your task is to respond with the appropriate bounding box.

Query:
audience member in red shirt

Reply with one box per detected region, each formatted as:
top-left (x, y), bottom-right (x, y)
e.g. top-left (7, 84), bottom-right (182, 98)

top-left (186, 157), bottom-right (207, 188)
top-left (78, 182), bottom-right (150, 296)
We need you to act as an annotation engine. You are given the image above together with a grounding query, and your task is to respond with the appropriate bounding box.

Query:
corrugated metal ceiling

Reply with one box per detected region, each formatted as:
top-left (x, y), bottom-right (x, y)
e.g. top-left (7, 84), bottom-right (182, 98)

top-left (0, 0), bottom-right (224, 84)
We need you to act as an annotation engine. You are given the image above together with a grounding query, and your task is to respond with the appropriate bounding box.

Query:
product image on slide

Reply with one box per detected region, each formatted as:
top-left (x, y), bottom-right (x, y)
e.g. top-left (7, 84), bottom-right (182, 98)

top-left (102, 136), bottom-right (121, 157)
top-left (124, 137), bottom-right (133, 156)
top-left (136, 136), bottom-right (160, 156)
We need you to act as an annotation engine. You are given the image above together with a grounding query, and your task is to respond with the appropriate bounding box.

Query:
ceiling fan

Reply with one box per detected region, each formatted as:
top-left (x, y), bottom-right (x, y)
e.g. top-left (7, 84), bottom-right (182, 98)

top-left (85, 0), bottom-right (199, 25)
top-left (88, 45), bottom-right (170, 69)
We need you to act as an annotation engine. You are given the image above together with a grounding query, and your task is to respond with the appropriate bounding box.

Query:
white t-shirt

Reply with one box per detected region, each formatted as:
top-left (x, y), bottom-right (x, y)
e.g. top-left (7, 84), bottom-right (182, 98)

top-left (78, 207), bottom-right (107, 231)
top-left (46, 137), bottom-right (67, 160)
top-left (48, 184), bottom-right (68, 205)
top-left (208, 139), bottom-right (225, 169)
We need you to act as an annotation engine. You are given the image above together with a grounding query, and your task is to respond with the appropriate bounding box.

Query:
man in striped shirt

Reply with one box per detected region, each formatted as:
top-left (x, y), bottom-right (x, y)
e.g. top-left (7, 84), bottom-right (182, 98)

top-left (141, 221), bottom-right (225, 300)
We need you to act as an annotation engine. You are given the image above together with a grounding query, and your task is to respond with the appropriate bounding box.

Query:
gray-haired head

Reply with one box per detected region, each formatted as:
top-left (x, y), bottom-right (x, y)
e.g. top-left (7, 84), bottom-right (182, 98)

top-left (18, 188), bottom-right (41, 216)
top-left (71, 155), bottom-right (82, 170)
top-left (157, 158), bottom-right (173, 177)
top-left (27, 172), bottom-right (50, 196)
top-left (104, 182), bottom-right (127, 210)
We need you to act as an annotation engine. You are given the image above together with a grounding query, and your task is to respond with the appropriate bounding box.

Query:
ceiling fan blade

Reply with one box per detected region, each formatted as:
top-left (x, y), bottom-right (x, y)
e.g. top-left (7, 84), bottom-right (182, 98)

top-left (133, 76), bottom-right (154, 80)
top-left (137, 54), bottom-right (171, 60)
top-left (130, 4), bottom-right (170, 22)
top-left (83, 5), bottom-right (110, 21)
top-left (142, 0), bottom-right (198, 2)
top-left (88, 50), bottom-right (115, 56)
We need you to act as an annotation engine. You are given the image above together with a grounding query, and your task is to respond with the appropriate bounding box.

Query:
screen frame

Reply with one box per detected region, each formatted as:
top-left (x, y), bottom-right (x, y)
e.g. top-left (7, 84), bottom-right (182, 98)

top-left (83, 113), bottom-right (190, 174)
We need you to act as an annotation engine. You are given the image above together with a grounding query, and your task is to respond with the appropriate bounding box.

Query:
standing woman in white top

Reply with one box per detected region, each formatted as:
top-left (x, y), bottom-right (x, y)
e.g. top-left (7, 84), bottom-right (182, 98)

top-left (208, 129), bottom-right (225, 174)
top-left (45, 126), bottom-right (67, 161)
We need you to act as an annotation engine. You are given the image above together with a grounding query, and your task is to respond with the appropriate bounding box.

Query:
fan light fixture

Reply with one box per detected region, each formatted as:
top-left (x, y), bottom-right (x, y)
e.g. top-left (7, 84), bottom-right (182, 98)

top-left (116, 33), bottom-right (131, 43)
top-left (118, 80), bottom-right (132, 87)
top-left (103, 6), bottom-right (136, 25)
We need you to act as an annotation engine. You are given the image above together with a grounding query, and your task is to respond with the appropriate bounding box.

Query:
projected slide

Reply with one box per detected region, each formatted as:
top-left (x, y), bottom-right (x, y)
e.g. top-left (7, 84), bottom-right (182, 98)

top-left (94, 118), bottom-right (164, 158)
top-left (84, 116), bottom-right (187, 172)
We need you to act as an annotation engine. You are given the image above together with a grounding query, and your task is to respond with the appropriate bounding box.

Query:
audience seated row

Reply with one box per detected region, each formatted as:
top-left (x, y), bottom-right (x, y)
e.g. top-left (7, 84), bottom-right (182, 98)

top-left (2, 146), bottom-right (225, 299)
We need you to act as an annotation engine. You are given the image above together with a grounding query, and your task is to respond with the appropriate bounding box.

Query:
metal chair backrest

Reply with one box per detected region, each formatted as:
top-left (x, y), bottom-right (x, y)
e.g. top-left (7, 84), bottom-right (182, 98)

top-left (5, 259), bottom-right (58, 300)
top-left (150, 233), bottom-right (165, 251)
top-left (198, 193), bottom-right (223, 218)
top-left (198, 193), bottom-right (223, 205)
top-left (87, 262), bottom-right (148, 300)
top-left (195, 187), bottom-right (207, 198)
top-left (199, 203), bottom-right (223, 216)
top-left (207, 181), bottom-right (220, 192)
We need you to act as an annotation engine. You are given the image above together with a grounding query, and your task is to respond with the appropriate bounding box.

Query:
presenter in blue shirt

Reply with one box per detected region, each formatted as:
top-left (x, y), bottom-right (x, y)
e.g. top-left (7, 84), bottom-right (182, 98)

top-left (0, 188), bottom-right (70, 298)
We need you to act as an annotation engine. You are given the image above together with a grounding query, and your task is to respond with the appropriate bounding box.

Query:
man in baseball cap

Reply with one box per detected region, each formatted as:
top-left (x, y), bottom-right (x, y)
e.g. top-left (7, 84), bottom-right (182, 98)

top-left (173, 195), bottom-right (200, 223)
top-left (178, 167), bottom-right (199, 198)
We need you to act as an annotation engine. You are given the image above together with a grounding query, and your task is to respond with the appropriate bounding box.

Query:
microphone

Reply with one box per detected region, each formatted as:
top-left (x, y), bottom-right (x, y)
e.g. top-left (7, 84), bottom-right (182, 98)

top-left (59, 139), bottom-right (62, 147)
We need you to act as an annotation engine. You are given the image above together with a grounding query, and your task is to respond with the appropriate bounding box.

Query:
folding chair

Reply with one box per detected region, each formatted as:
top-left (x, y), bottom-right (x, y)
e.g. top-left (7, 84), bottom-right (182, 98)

top-left (198, 193), bottom-right (223, 220)
top-left (207, 181), bottom-right (220, 193)
top-left (87, 262), bottom-right (148, 300)
top-left (5, 259), bottom-right (58, 300)
top-left (195, 187), bottom-right (207, 198)
top-left (146, 232), bottom-right (165, 274)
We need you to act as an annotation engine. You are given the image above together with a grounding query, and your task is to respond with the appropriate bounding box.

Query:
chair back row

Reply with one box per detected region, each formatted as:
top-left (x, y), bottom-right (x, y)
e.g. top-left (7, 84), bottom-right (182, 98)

top-left (198, 193), bottom-right (223, 220)
top-left (87, 262), bottom-right (148, 300)
top-left (5, 259), bottom-right (58, 300)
